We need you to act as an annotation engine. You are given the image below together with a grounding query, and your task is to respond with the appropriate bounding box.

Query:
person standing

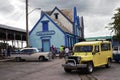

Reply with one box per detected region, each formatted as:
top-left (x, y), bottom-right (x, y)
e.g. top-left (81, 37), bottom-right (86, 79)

top-left (7, 46), bottom-right (11, 57)
top-left (59, 45), bottom-right (64, 58)
top-left (0, 47), bottom-right (2, 59)
top-left (50, 45), bottom-right (55, 59)
top-left (65, 47), bottom-right (70, 57)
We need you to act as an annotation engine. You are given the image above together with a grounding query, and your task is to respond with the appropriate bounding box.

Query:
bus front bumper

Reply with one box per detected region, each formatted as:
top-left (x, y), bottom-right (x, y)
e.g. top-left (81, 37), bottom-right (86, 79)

top-left (62, 63), bottom-right (87, 69)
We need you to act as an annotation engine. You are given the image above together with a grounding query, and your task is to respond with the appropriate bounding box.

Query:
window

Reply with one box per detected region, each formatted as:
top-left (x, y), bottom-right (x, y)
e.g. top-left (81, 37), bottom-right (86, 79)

top-left (42, 21), bottom-right (49, 31)
top-left (74, 46), bottom-right (93, 52)
top-left (20, 49), bottom-right (37, 54)
top-left (95, 46), bottom-right (99, 52)
top-left (113, 46), bottom-right (118, 51)
top-left (54, 13), bottom-right (59, 19)
top-left (101, 43), bottom-right (111, 51)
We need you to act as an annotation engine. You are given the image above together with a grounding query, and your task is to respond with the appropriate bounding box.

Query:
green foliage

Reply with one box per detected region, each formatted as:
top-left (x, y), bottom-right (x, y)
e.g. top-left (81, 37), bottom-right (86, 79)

top-left (0, 42), bottom-right (8, 49)
top-left (109, 8), bottom-right (120, 42)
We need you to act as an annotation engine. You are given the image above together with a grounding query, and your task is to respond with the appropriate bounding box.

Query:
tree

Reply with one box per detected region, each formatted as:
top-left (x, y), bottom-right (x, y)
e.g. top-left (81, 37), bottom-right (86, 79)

top-left (0, 42), bottom-right (9, 49)
top-left (109, 8), bottom-right (120, 41)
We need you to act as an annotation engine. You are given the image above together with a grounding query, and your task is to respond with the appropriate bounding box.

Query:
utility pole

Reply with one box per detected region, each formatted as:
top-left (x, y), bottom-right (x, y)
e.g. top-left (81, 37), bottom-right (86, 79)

top-left (25, 0), bottom-right (41, 47)
top-left (26, 0), bottom-right (29, 47)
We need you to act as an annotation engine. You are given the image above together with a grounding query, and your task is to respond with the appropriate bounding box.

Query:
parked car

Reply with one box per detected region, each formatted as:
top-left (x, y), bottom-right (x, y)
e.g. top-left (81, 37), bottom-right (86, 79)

top-left (113, 46), bottom-right (120, 62)
top-left (11, 48), bottom-right (52, 61)
top-left (62, 41), bottom-right (112, 73)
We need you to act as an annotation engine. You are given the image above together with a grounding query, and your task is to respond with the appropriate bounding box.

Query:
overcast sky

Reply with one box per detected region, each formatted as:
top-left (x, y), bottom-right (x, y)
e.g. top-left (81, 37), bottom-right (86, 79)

top-left (0, 0), bottom-right (120, 38)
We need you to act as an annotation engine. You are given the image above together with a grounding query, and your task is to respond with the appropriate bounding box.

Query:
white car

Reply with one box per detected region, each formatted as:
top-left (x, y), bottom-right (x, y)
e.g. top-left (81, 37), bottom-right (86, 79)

top-left (113, 46), bottom-right (120, 54)
top-left (11, 48), bottom-right (52, 61)
top-left (113, 46), bottom-right (120, 62)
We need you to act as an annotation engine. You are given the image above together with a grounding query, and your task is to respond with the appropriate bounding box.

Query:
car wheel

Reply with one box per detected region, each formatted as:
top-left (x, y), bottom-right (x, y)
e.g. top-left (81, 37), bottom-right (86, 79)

top-left (86, 62), bottom-right (94, 73)
top-left (64, 68), bottom-right (72, 73)
top-left (39, 56), bottom-right (45, 61)
top-left (115, 60), bottom-right (119, 63)
top-left (105, 59), bottom-right (111, 68)
top-left (15, 57), bottom-right (21, 62)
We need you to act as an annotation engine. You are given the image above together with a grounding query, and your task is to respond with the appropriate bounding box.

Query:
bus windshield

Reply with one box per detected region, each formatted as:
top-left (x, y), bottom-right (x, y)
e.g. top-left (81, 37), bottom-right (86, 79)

top-left (74, 46), bottom-right (93, 52)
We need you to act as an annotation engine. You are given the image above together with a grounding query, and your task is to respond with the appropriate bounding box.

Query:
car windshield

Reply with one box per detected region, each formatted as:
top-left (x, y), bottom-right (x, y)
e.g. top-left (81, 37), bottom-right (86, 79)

top-left (113, 47), bottom-right (118, 51)
top-left (74, 45), bottom-right (93, 52)
top-left (21, 49), bottom-right (37, 53)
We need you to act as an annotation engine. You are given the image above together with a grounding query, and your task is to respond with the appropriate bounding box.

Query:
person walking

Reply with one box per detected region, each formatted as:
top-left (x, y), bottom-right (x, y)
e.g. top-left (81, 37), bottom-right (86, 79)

top-left (65, 47), bottom-right (70, 57)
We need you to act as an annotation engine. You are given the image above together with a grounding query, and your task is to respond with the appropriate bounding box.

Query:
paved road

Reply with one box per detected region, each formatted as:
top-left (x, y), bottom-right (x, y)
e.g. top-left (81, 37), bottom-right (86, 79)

top-left (0, 59), bottom-right (120, 80)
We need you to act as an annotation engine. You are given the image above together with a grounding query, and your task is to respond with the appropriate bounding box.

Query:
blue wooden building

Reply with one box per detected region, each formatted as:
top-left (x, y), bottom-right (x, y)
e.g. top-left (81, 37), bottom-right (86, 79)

top-left (29, 7), bottom-right (84, 52)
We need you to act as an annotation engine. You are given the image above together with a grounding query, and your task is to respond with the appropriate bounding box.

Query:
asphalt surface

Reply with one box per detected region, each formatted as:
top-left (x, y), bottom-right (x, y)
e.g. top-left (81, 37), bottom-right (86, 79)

top-left (0, 59), bottom-right (120, 80)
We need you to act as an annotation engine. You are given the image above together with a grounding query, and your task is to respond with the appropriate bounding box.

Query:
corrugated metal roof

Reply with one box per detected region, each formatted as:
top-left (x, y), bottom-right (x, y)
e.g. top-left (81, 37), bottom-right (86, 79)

top-left (41, 10), bottom-right (52, 16)
top-left (41, 7), bottom-right (73, 34)
top-left (41, 8), bottom-right (73, 23)
top-left (61, 9), bottom-right (73, 22)
top-left (41, 7), bottom-right (73, 33)
top-left (51, 17), bottom-right (72, 34)
top-left (0, 24), bottom-right (26, 32)
top-left (75, 41), bottom-right (110, 45)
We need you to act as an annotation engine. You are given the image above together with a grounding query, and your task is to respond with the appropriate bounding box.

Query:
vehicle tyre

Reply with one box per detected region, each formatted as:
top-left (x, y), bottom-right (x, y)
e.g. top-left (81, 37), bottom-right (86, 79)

top-left (64, 68), bottom-right (72, 73)
top-left (86, 62), bottom-right (94, 73)
top-left (115, 60), bottom-right (119, 63)
top-left (105, 59), bottom-right (111, 68)
top-left (15, 57), bottom-right (21, 62)
top-left (39, 56), bottom-right (45, 61)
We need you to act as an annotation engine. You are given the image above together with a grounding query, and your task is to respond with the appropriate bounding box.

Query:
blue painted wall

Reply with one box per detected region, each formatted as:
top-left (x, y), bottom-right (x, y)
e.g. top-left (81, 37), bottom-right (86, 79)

top-left (29, 14), bottom-right (65, 51)
top-left (29, 7), bottom-right (84, 52)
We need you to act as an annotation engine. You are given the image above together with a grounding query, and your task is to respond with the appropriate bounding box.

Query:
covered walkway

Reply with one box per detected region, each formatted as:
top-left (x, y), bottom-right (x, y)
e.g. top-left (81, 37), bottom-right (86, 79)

top-left (0, 24), bottom-right (26, 48)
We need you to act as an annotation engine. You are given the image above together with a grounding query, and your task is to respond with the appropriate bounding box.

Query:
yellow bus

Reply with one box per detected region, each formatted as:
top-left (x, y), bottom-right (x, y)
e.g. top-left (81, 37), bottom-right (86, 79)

top-left (62, 41), bottom-right (112, 73)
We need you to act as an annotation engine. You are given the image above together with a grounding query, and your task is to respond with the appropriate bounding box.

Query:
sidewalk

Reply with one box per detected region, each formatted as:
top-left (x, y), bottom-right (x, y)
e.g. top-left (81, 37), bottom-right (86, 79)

top-left (0, 57), bottom-right (12, 62)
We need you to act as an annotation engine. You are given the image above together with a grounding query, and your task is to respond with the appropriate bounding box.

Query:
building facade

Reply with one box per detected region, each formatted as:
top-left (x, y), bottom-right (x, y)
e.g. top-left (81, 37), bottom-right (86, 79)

top-left (29, 7), bottom-right (84, 52)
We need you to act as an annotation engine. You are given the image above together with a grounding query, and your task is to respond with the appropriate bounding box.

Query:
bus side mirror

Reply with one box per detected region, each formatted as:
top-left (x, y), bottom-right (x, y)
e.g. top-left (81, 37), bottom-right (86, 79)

top-left (71, 51), bottom-right (74, 55)
top-left (92, 51), bottom-right (96, 55)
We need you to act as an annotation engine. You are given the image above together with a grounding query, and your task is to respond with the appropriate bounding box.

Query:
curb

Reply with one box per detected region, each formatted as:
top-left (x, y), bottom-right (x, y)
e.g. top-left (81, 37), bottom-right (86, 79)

top-left (0, 59), bottom-right (13, 62)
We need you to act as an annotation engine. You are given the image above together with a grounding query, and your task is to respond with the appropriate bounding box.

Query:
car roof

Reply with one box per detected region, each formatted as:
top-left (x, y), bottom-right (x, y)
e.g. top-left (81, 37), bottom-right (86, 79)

top-left (75, 41), bottom-right (110, 46)
top-left (20, 48), bottom-right (37, 50)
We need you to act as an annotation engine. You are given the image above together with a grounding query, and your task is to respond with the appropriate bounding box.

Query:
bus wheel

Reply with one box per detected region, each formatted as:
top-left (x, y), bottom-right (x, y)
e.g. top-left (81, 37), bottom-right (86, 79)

top-left (64, 68), bottom-right (72, 73)
top-left (105, 59), bottom-right (111, 68)
top-left (86, 62), bottom-right (94, 73)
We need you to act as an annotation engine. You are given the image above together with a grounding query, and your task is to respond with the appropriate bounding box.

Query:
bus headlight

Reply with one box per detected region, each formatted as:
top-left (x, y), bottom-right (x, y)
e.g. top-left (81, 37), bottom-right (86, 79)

top-left (65, 56), bottom-right (69, 60)
top-left (77, 57), bottom-right (81, 61)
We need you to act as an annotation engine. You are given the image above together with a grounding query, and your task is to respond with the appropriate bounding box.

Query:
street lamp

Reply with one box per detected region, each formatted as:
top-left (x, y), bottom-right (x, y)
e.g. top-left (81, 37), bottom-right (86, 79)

top-left (26, 0), bottom-right (41, 47)
top-left (28, 8), bottom-right (41, 14)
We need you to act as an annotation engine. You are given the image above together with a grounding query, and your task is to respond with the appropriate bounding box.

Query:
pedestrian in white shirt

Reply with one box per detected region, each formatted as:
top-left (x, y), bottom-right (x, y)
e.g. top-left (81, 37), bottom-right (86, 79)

top-left (65, 47), bottom-right (69, 57)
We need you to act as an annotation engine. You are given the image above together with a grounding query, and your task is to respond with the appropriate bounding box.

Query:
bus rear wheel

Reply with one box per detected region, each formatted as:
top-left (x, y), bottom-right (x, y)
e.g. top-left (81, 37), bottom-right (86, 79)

top-left (86, 62), bottom-right (94, 73)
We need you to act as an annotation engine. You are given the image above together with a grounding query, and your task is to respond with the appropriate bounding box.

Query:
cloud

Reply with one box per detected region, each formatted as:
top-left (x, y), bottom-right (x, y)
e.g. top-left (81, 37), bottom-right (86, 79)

top-left (77, 0), bottom-right (119, 16)
top-left (0, 0), bottom-right (26, 29)
top-left (83, 14), bottom-right (113, 37)
top-left (24, 0), bottom-right (120, 16)
top-left (0, 0), bottom-right (15, 15)
top-left (0, 0), bottom-right (120, 37)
